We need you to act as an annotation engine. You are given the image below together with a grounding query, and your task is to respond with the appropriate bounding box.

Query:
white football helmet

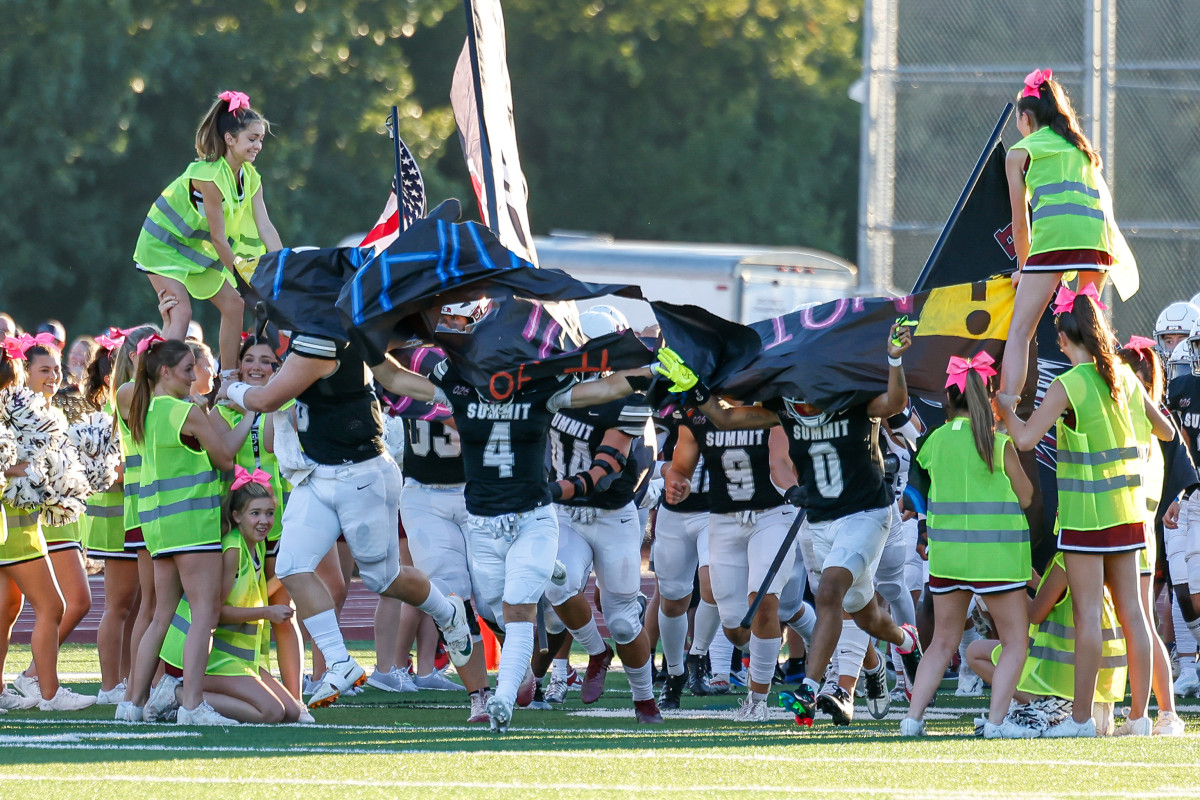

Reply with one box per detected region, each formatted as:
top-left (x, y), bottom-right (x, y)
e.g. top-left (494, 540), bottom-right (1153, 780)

top-left (579, 305), bottom-right (630, 340)
top-left (440, 299), bottom-right (493, 330)
top-left (1189, 317), bottom-right (1200, 377)
top-left (782, 397), bottom-right (831, 428)
top-left (1153, 302), bottom-right (1200, 360)
top-left (1167, 340), bottom-right (1193, 381)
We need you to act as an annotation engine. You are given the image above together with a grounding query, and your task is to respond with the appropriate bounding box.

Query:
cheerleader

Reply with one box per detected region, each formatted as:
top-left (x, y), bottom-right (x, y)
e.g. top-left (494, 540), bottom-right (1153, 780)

top-left (123, 337), bottom-right (254, 725)
top-left (132, 91), bottom-right (282, 374)
top-left (157, 469), bottom-right (306, 724)
top-left (998, 286), bottom-right (1172, 736)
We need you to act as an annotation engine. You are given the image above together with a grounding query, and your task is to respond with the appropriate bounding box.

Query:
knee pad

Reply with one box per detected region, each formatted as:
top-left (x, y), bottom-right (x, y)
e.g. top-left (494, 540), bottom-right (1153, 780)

top-left (272, 546), bottom-right (315, 581)
top-left (606, 598), bottom-right (644, 645)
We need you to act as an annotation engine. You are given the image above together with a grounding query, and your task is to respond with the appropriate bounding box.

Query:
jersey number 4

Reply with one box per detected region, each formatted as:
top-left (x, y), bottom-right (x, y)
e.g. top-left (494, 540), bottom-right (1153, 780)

top-left (483, 421), bottom-right (515, 478)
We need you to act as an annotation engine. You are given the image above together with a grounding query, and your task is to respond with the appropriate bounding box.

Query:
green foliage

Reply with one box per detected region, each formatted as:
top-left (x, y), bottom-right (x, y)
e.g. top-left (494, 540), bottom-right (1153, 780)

top-left (0, 0), bottom-right (862, 338)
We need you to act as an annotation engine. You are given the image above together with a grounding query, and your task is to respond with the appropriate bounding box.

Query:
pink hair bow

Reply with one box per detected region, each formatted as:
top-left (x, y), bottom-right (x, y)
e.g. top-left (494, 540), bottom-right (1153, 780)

top-left (1124, 335), bottom-right (1158, 359)
top-left (1, 337), bottom-right (25, 361)
top-left (134, 334), bottom-right (166, 356)
top-left (231, 466), bottom-right (272, 491)
top-left (1051, 283), bottom-right (1108, 315)
top-left (1021, 68), bottom-right (1052, 99)
top-left (6, 332), bottom-right (57, 359)
top-left (219, 90), bottom-right (251, 113)
top-left (95, 327), bottom-right (126, 352)
top-left (945, 351), bottom-right (998, 393)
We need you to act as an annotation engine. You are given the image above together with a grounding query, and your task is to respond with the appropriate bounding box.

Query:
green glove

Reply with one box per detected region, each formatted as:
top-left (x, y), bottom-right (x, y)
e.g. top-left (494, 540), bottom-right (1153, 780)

top-left (653, 346), bottom-right (699, 393)
top-left (891, 315), bottom-right (919, 347)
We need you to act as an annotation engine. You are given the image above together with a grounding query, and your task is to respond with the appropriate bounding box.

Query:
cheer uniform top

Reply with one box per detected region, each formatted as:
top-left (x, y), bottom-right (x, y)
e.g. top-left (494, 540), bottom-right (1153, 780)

top-left (134, 158), bottom-right (264, 300)
top-left (548, 394), bottom-right (652, 510)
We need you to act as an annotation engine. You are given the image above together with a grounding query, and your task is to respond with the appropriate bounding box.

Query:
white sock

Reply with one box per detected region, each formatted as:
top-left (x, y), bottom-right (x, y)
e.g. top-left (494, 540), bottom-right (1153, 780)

top-left (302, 609), bottom-right (349, 667)
top-left (1173, 595), bottom-right (1197, 657)
top-left (749, 635), bottom-right (782, 687)
top-left (709, 629), bottom-right (736, 678)
top-left (416, 587), bottom-right (455, 629)
top-left (495, 621), bottom-right (535, 707)
top-left (786, 602), bottom-right (816, 645)
top-left (626, 660), bottom-right (653, 701)
top-left (750, 690), bottom-right (768, 703)
top-left (551, 658), bottom-right (569, 680)
top-left (658, 608), bottom-right (689, 676)
top-left (689, 601), bottom-right (721, 656)
top-left (1185, 616), bottom-right (1200, 657)
top-left (568, 619), bottom-right (607, 657)
top-left (835, 619), bottom-right (869, 679)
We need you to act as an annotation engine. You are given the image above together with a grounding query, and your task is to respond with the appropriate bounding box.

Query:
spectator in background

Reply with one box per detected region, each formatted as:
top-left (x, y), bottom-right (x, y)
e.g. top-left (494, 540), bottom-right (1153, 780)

top-left (0, 314), bottom-right (16, 339)
top-left (36, 320), bottom-right (66, 352)
top-left (65, 336), bottom-right (99, 390)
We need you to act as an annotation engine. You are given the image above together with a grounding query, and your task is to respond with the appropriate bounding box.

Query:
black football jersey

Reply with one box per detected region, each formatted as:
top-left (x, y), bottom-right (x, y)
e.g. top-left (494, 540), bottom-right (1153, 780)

top-left (402, 419), bottom-right (466, 485)
top-left (660, 409), bottom-right (710, 513)
top-left (1168, 373), bottom-right (1200, 468)
top-left (431, 360), bottom-right (572, 515)
top-left (290, 334), bottom-right (384, 465)
top-left (548, 395), bottom-right (653, 510)
top-left (683, 409), bottom-right (782, 513)
top-left (769, 399), bottom-right (891, 523)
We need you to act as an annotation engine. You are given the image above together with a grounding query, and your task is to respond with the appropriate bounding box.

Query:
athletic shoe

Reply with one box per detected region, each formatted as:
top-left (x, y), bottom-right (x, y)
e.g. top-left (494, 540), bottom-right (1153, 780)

top-left (515, 668), bottom-right (536, 707)
top-left (863, 661), bottom-right (890, 720)
top-left (1006, 703), bottom-right (1051, 735)
top-left (685, 653), bottom-right (713, 696)
top-left (0, 686), bottom-right (39, 710)
top-left (896, 624), bottom-right (922, 700)
top-left (729, 666), bottom-right (749, 688)
top-left (1093, 702), bottom-right (1115, 736)
top-left (296, 709), bottom-right (316, 724)
top-left (545, 674), bottom-right (569, 704)
top-left (779, 686), bottom-right (816, 727)
top-left (95, 682), bottom-right (127, 706)
top-left (486, 694), bottom-right (513, 733)
top-left (984, 719), bottom-right (1040, 739)
top-left (566, 666), bottom-right (582, 688)
top-left (1153, 711), bottom-right (1186, 736)
top-left (731, 696), bottom-right (769, 722)
top-left (143, 674), bottom-right (181, 722)
top-left (114, 700), bottom-right (144, 721)
top-left (302, 674), bottom-right (319, 696)
top-left (12, 672), bottom-right (40, 703)
top-left (635, 592), bottom-right (648, 627)
top-left (1113, 715), bottom-right (1152, 737)
top-left (468, 690), bottom-right (491, 723)
top-left (658, 671), bottom-right (686, 710)
top-left (550, 560), bottom-right (567, 587)
top-left (39, 687), bottom-right (98, 712)
top-left (899, 717), bottom-right (925, 737)
top-left (889, 686), bottom-right (908, 704)
top-left (581, 645), bottom-right (614, 704)
top-left (634, 698), bottom-right (664, 724)
top-left (177, 701), bottom-right (239, 726)
top-left (1169, 643), bottom-right (1180, 680)
top-left (527, 682), bottom-right (552, 710)
top-left (307, 657), bottom-right (366, 709)
top-left (413, 670), bottom-right (462, 692)
top-left (1172, 667), bottom-right (1200, 698)
top-left (441, 594), bottom-right (474, 668)
top-left (367, 666), bottom-right (419, 693)
top-left (433, 643), bottom-right (450, 673)
top-left (1042, 716), bottom-right (1097, 738)
top-left (955, 670), bottom-right (984, 697)
top-left (817, 685), bottom-right (854, 726)
top-left (709, 673), bottom-right (732, 694)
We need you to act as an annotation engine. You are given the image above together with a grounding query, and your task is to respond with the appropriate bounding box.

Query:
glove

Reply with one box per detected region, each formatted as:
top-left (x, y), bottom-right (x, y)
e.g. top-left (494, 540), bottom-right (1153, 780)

top-left (783, 485), bottom-right (807, 508)
top-left (652, 346), bottom-right (699, 393)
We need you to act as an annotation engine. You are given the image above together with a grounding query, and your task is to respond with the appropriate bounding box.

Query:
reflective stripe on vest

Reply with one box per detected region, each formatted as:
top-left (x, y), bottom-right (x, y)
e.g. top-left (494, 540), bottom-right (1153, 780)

top-left (1058, 473), bottom-right (1142, 494)
top-left (86, 505), bottom-right (123, 519)
top-left (6, 512), bottom-right (38, 529)
top-left (1056, 446), bottom-right (1141, 467)
top-left (1030, 180), bottom-right (1100, 207)
top-left (926, 529), bottom-right (1030, 545)
top-left (1030, 203), bottom-right (1106, 223)
top-left (137, 495), bottom-right (221, 524)
top-left (1028, 645), bottom-right (1126, 670)
top-left (927, 501), bottom-right (1023, 516)
top-left (139, 470), bottom-right (220, 498)
top-left (1038, 620), bottom-right (1122, 642)
top-left (140, 217), bottom-right (221, 270)
top-left (125, 454), bottom-right (142, 469)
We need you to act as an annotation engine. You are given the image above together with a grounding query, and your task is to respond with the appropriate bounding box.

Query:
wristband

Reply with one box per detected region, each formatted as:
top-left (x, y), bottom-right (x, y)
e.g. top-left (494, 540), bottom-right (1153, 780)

top-left (226, 381), bottom-right (253, 409)
top-left (887, 355), bottom-right (903, 368)
top-left (549, 481), bottom-right (564, 501)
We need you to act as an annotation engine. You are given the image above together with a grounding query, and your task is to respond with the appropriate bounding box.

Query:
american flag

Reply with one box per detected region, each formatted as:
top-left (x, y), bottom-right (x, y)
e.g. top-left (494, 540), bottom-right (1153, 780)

top-left (360, 135), bottom-right (426, 253)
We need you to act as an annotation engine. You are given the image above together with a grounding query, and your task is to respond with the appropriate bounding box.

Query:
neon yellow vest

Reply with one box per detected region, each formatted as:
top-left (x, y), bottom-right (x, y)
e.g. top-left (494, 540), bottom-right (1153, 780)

top-left (1011, 127), bottom-right (1114, 258)
top-left (1129, 395), bottom-right (1163, 571)
top-left (160, 530), bottom-right (268, 677)
top-left (0, 504), bottom-right (42, 562)
top-left (137, 396), bottom-right (223, 556)
top-left (117, 388), bottom-right (144, 533)
top-left (917, 418), bottom-right (1031, 583)
top-left (85, 400), bottom-right (126, 554)
top-left (1017, 553), bottom-right (1127, 703)
top-left (217, 406), bottom-right (288, 541)
top-left (1055, 363), bottom-right (1145, 530)
top-left (134, 159), bottom-right (264, 273)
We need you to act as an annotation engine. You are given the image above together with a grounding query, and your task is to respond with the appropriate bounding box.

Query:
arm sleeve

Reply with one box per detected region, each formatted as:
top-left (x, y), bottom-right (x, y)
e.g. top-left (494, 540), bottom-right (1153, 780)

top-left (288, 334), bottom-right (339, 361)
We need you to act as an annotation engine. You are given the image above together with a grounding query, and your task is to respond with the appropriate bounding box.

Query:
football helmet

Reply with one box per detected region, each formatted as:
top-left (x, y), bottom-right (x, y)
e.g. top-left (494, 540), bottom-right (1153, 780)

top-left (440, 299), bottom-right (493, 331)
top-left (1153, 302), bottom-right (1200, 360)
top-left (1189, 317), bottom-right (1200, 377)
top-left (782, 397), bottom-right (831, 428)
top-left (579, 305), bottom-right (630, 340)
top-left (1167, 340), bottom-right (1193, 381)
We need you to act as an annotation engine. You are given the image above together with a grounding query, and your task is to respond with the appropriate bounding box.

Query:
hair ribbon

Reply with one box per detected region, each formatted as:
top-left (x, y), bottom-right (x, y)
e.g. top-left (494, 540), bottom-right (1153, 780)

top-left (1123, 335), bottom-right (1158, 360)
top-left (135, 334), bottom-right (166, 356)
top-left (945, 351), bottom-right (998, 393)
top-left (231, 466), bottom-right (272, 491)
top-left (1022, 68), bottom-right (1052, 99)
top-left (219, 90), bottom-right (251, 113)
top-left (1051, 283), bottom-right (1108, 315)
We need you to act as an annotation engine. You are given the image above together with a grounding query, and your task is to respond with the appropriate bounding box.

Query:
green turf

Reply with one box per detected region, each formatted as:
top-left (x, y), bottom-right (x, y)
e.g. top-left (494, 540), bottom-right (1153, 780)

top-left (1, 643), bottom-right (1198, 799)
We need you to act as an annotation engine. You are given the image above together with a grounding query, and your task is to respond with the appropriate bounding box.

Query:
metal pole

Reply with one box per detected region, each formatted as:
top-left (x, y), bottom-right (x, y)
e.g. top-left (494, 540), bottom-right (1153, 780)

top-left (857, 0), bottom-right (899, 295)
top-left (388, 106), bottom-right (403, 197)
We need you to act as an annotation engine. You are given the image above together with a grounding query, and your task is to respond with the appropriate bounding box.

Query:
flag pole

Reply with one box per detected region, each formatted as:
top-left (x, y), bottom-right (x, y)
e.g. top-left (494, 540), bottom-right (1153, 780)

top-left (387, 106), bottom-right (404, 197)
top-left (912, 103), bottom-right (1015, 292)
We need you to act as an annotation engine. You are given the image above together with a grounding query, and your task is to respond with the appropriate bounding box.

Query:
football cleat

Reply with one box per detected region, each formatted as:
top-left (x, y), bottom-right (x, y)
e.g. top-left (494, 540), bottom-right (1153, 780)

top-left (306, 657), bottom-right (367, 709)
top-left (527, 682), bottom-right (552, 711)
top-left (863, 661), bottom-right (890, 720)
top-left (731, 696), bottom-right (769, 722)
top-left (817, 685), bottom-right (854, 726)
top-left (658, 671), bottom-right (686, 710)
top-left (779, 686), bottom-right (816, 727)
top-left (440, 595), bottom-right (474, 668)
top-left (545, 675), bottom-right (569, 704)
top-left (896, 624), bottom-right (923, 700)
top-left (581, 645), bottom-right (614, 704)
top-left (486, 694), bottom-right (513, 734)
top-left (468, 689), bottom-right (491, 723)
top-left (634, 698), bottom-right (665, 724)
top-left (685, 653), bottom-right (713, 696)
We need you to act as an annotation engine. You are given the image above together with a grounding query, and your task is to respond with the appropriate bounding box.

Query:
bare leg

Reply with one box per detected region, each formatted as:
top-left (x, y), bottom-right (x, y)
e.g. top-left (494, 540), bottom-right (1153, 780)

top-left (1105, 552), bottom-right (1151, 721)
top-left (1141, 574), bottom-right (1174, 714)
top-left (0, 575), bottom-right (24, 681)
top-left (983, 589), bottom-right (1030, 725)
top-left (145, 274), bottom-right (192, 341)
top-left (905, 590), bottom-right (970, 721)
top-left (374, 595), bottom-right (402, 672)
top-left (264, 558), bottom-right (302, 699)
top-left (1063, 552), bottom-right (1104, 723)
top-left (123, 549), bottom-right (155, 702)
top-left (7, 558), bottom-right (66, 699)
top-left (210, 282), bottom-right (246, 372)
top-left (175, 551), bottom-right (225, 710)
top-left (96, 558), bottom-right (139, 692)
top-left (128, 558), bottom-right (184, 707)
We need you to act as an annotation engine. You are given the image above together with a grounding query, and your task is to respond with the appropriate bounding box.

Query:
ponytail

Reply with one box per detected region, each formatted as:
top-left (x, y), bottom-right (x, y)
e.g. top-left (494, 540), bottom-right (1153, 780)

top-left (128, 339), bottom-right (193, 444)
top-left (84, 349), bottom-right (113, 409)
top-left (1016, 76), bottom-right (1101, 167)
top-left (1056, 294), bottom-right (1121, 402)
top-left (947, 371), bottom-right (997, 472)
top-left (195, 91), bottom-right (270, 161)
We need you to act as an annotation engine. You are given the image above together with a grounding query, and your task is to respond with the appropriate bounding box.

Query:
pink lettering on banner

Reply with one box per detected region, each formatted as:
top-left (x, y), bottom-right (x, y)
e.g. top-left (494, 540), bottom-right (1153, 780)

top-left (764, 316), bottom-right (793, 350)
top-left (540, 320), bottom-right (560, 359)
top-left (892, 294), bottom-right (914, 314)
top-left (802, 299), bottom-right (848, 330)
top-left (522, 305), bottom-right (542, 341)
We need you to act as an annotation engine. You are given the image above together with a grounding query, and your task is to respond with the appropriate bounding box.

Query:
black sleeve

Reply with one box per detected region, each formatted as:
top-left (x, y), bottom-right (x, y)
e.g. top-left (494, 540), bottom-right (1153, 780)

top-left (289, 333), bottom-right (340, 361)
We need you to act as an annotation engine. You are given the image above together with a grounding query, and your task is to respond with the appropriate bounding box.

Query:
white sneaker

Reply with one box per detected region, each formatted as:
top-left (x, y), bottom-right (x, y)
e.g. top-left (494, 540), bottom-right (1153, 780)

top-left (709, 674), bottom-right (731, 695)
top-left (984, 719), bottom-right (1040, 739)
top-left (177, 701), bottom-right (239, 726)
top-left (366, 666), bottom-right (418, 693)
top-left (1043, 716), bottom-right (1097, 738)
top-left (307, 657), bottom-right (366, 709)
top-left (95, 682), bottom-right (127, 705)
top-left (468, 689), bottom-right (491, 723)
top-left (955, 671), bottom-right (984, 697)
top-left (296, 709), bottom-right (316, 725)
top-left (441, 595), bottom-right (473, 669)
top-left (899, 717), bottom-right (925, 737)
top-left (413, 670), bottom-right (462, 692)
top-left (545, 675), bottom-right (569, 704)
top-left (114, 700), bottom-right (144, 721)
top-left (143, 674), bottom-right (181, 722)
top-left (1113, 715), bottom-right (1152, 737)
top-left (0, 686), bottom-right (39, 710)
top-left (731, 696), bottom-right (769, 722)
top-left (486, 694), bottom-right (513, 733)
top-left (39, 687), bottom-right (97, 712)
top-left (1153, 710), bottom-right (1186, 736)
top-left (302, 674), bottom-right (320, 696)
top-left (1173, 667), bottom-right (1200, 697)
top-left (12, 672), bottom-right (40, 702)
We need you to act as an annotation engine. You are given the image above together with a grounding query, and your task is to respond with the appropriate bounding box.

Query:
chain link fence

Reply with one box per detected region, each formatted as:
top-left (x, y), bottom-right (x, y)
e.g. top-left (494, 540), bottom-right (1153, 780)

top-left (860, 0), bottom-right (1200, 336)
